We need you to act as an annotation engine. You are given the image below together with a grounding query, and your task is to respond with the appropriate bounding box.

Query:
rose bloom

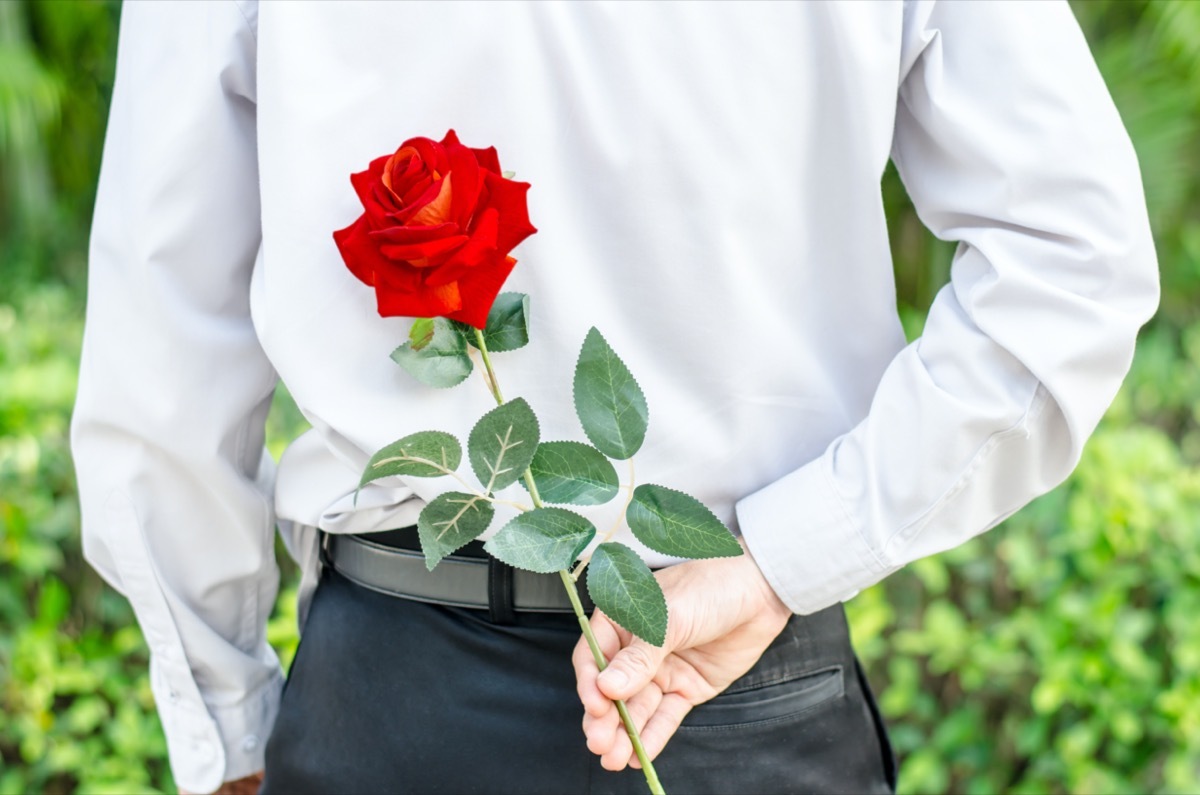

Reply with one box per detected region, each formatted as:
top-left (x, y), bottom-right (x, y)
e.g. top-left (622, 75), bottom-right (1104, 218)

top-left (334, 130), bottom-right (536, 328)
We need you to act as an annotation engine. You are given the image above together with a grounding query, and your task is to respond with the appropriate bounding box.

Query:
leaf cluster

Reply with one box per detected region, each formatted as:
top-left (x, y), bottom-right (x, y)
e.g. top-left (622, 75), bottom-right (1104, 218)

top-left (362, 303), bottom-right (741, 646)
top-left (388, 294), bottom-right (531, 388)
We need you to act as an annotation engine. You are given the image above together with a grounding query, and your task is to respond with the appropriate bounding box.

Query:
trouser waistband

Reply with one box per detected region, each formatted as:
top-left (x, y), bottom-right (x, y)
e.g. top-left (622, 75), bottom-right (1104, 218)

top-left (318, 528), bottom-right (593, 623)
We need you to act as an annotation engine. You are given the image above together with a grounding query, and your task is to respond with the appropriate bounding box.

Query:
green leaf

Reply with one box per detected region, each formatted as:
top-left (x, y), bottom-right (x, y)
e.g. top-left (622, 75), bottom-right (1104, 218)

top-left (408, 317), bottom-right (437, 350)
top-left (359, 431), bottom-right (462, 491)
top-left (468, 397), bottom-right (540, 493)
top-left (572, 327), bottom-right (648, 460)
top-left (484, 508), bottom-right (596, 573)
top-left (626, 484), bottom-right (743, 559)
top-left (390, 317), bottom-right (473, 388)
top-left (417, 491), bottom-right (495, 571)
top-left (586, 542), bottom-right (668, 646)
top-left (458, 292), bottom-right (531, 353)
top-left (525, 441), bottom-right (620, 506)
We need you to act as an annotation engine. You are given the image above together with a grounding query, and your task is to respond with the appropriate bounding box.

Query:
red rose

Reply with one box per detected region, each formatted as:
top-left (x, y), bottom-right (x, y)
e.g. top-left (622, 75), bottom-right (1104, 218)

top-left (334, 130), bottom-right (536, 328)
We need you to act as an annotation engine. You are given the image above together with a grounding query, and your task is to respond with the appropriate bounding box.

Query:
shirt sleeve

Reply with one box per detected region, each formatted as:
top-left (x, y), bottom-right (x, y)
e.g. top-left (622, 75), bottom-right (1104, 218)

top-left (736, 0), bottom-right (1159, 614)
top-left (70, 2), bottom-right (281, 791)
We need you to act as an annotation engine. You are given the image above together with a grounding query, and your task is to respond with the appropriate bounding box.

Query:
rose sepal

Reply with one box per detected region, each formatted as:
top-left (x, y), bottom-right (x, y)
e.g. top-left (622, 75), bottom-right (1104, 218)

top-left (456, 292), bottom-right (531, 353)
top-left (390, 317), bottom-right (474, 388)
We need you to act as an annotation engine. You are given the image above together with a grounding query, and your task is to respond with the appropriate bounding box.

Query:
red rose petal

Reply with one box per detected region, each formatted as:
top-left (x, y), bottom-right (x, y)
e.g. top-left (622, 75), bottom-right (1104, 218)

top-left (376, 288), bottom-right (450, 319)
top-left (428, 280), bottom-right (463, 313)
top-left (393, 177), bottom-right (442, 224)
top-left (471, 146), bottom-right (501, 175)
top-left (446, 255), bottom-right (518, 328)
top-left (333, 214), bottom-right (392, 287)
top-left (383, 151), bottom-right (421, 200)
top-left (443, 141), bottom-right (482, 229)
top-left (343, 134), bottom-right (534, 323)
top-left (395, 169), bottom-right (433, 207)
top-left (352, 163), bottom-right (398, 226)
top-left (399, 136), bottom-right (448, 178)
top-left (352, 156), bottom-right (390, 207)
top-left (481, 172), bottom-right (537, 255)
top-left (370, 184), bottom-right (403, 222)
top-left (400, 153), bottom-right (424, 181)
top-left (361, 190), bottom-right (392, 228)
top-left (374, 259), bottom-right (422, 293)
top-left (387, 137), bottom-right (447, 204)
top-left (407, 174), bottom-right (455, 227)
top-left (385, 153), bottom-right (427, 201)
top-left (375, 275), bottom-right (462, 318)
top-left (368, 222), bottom-right (458, 245)
top-left (379, 234), bottom-right (469, 263)
top-left (426, 207), bottom-right (499, 286)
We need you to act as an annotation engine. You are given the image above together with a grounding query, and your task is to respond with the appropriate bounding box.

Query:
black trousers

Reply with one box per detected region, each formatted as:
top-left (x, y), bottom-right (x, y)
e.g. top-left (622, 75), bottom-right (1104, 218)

top-left (261, 546), bottom-right (897, 794)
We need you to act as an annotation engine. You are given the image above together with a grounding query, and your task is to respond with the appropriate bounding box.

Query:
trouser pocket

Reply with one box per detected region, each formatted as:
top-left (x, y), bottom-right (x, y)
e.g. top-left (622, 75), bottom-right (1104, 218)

top-left (593, 610), bottom-right (895, 795)
top-left (680, 665), bottom-right (845, 729)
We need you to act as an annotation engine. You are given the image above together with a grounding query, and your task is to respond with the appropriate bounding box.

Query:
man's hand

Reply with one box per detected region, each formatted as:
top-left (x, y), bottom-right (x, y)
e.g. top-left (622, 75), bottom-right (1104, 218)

top-left (179, 771), bottom-right (263, 795)
top-left (572, 543), bottom-right (791, 771)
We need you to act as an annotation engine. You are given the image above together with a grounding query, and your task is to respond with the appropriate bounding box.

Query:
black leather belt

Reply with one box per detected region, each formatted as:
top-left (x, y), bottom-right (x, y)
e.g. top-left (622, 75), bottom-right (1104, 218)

top-left (320, 528), bottom-right (588, 615)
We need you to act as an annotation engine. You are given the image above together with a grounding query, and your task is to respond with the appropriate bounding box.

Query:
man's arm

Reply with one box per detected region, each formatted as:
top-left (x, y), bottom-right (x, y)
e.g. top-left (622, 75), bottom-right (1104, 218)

top-left (71, 3), bottom-right (279, 792)
top-left (576, 0), bottom-right (1158, 768)
top-left (741, 0), bottom-right (1159, 617)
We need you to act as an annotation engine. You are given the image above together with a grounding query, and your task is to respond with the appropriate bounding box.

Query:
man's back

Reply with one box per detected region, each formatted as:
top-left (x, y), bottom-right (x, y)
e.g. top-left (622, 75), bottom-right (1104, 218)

top-left (73, 3), bottom-right (1157, 791)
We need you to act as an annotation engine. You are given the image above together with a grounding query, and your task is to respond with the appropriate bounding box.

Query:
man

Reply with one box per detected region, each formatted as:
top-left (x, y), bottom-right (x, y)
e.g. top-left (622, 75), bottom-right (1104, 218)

top-left (72, 1), bottom-right (1157, 793)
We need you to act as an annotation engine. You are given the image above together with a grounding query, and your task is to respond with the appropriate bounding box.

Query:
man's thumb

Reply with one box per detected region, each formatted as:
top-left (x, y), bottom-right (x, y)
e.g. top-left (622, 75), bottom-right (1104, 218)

top-left (597, 641), bottom-right (666, 701)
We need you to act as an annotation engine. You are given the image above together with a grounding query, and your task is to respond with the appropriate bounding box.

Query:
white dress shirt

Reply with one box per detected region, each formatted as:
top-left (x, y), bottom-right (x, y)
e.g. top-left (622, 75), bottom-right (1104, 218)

top-left (71, 1), bottom-right (1158, 790)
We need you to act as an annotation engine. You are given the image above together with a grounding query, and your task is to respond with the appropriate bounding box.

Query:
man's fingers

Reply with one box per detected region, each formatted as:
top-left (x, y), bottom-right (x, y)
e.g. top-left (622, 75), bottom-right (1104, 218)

top-left (637, 692), bottom-right (694, 762)
top-left (625, 682), bottom-right (664, 734)
top-left (600, 730), bottom-right (638, 773)
top-left (572, 636), bottom-right (609, 718)
top-left (590, 609), bottom-right (624, 658)
top-left (600, 684), bottom-right (666, 771)
top-left (585, 680), bottom-right (665, 769)
top-left (583, 705), bottom-right (621, 756)
top-left (598, 639), bottom-right (668, 701)
top-left (600, 687), bottom-right (661, 773)
top-left (573, 611), bottom-right (625, 717)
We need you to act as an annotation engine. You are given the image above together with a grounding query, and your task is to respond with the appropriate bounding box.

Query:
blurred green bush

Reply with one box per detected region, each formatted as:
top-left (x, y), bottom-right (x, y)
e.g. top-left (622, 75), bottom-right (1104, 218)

top-left (1, 1), bottom-right (1198, 793)
top-left (849, 4), bottom-right (1200, 792)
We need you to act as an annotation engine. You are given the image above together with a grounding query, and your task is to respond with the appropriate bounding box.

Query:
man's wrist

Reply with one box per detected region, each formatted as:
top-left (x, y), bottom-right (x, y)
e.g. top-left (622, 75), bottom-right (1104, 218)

top-left (737, 537), bottom-right (792, 620)
top-left (179, 769), bottom-right (264, 795)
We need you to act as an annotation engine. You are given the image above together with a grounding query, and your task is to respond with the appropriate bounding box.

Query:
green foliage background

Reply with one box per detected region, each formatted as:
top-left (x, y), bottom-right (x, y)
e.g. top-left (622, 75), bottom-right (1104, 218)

top-left (1, 2), bottom-right (1198, 792)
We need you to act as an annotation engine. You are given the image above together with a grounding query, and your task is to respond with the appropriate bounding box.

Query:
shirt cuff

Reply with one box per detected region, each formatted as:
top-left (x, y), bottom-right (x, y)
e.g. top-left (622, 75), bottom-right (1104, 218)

top-left (153, 658), bottom-right (283, 793)
top-left (735, 455), bottom-right (898, 615)
top-left (206, 671), bottom-right (284, 785)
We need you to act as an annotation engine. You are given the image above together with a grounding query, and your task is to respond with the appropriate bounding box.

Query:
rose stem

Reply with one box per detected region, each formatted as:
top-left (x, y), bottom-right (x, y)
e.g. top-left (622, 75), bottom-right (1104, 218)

top-left (571, 456), bottom-right (636, 582)
top-left (471, 326), bottom-right (666, 795)
top-left (559, 569), bottom-right (665, 795)
top-left (472, 327), bottom-right (506, 405)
